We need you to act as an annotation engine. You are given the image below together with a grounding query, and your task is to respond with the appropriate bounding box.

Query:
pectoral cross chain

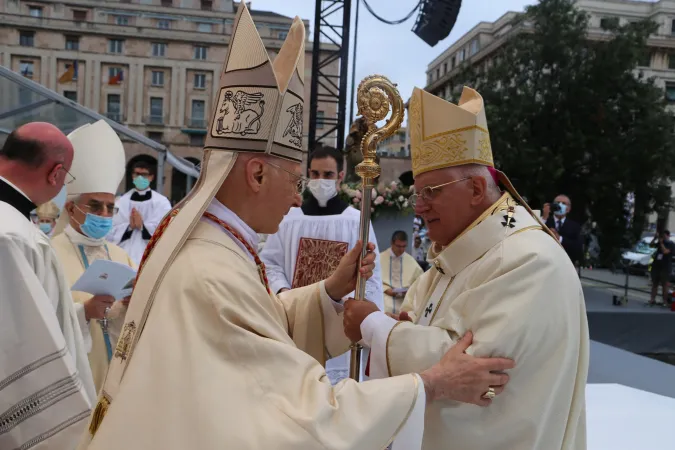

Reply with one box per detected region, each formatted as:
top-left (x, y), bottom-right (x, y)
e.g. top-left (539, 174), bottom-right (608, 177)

top-left (424, 303), bottom-right (434, 318)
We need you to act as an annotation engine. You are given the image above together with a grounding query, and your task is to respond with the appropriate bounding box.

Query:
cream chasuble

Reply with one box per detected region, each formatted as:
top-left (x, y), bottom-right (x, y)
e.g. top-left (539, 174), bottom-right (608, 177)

top-left (52, 225), bottom-right (134, 392)
top-left (0, 199), bottom-right (95, 450)
top-left (83, 217), bottom-right (425, 450)
top-left (380, 248), bottom-right (424, 315)
top-left (364, 194), bottom-right (589, 449)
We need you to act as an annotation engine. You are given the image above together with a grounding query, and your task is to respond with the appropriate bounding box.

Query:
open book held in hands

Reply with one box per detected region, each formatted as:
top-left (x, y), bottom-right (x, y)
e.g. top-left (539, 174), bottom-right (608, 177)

top-left (71, 259), bottom-right (137, 300)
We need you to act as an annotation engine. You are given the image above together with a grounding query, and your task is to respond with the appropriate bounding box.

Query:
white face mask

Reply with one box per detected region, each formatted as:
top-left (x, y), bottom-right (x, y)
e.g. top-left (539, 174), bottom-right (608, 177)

top-left (308, 179), bottom-right (338, 207)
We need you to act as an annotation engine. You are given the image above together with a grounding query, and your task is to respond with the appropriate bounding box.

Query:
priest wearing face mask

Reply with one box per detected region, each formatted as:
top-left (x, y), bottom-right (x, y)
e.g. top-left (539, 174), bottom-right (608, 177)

top-left (52, 120), bottom-right (136, 392)
top-left (260, 144), bottom-right (383, 384)
top-left (108, 160), bottom-right (172, 265)
top-left (35, 200), bottom-right (60, 237)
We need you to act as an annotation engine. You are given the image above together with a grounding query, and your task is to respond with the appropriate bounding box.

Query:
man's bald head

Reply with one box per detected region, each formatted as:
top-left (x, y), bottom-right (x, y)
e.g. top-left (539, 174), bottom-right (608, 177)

top-left (0, 122), bottom-right (74, 205)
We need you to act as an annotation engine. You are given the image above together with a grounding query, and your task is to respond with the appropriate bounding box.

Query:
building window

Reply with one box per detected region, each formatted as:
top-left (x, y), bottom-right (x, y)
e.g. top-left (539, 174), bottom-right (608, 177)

top-left (279, 31), bottom-right (288, 40)
top-left (151, 70), bottom-right (165, 87)
top-left (65, 35), bottom-right (79, 50)
top-left (194, 73), bottom-right (206, 89)
top-left (161, 0), bottom-right (173, 6)
top-left (458, 49), bottom-right (466, 62)
top-left (451, 55), bottom-right (456, 69)
top-left (599, 17), bottom-right (611, 29)
top-left (115, 16), bottom-right (129, 26)
top-left (147, 131), bottom-right (163, 143)
top-left (194, 46), bottom-right (207, 60)
top-left (107, 94), bottom-right (121, 122)
top-left (108, 67), bottom-right (122, 80)
top-left (149, 97), bottom-right (164, 124)
top-left (638, 51), bottom-right (651, 67)
top-left (201, 0), bottom-right (212, 11)
top-left (443, 63), bottom-right (447, 74)
top-left (436, 68), bottom-right (440, 79)
top-left (197, 23), bottom-right (212, 33)
top-left (109, 39), bottom-right (124, 54)
top-left (73, 10), bottom-right (87, 21)
top-left (64, 90), bottom-right (77, 102)
top-left (158, 19), bottom-right (170, 29)
top-left (191, 100), bottom-right (206, 128)
top-left (316, 110), bottom-right (324, 129)
top-left (189, 134), bottom-right (205, 146)
top-left (19, 31), bottom-right (34, 47)
top-left (666, 82), bottom-right (675, 103)
top-left (469, 39), bottom-right (479, 56)
top-left (152, 42), bottom-right (167, 57)
top-left (29, 6), bottom-right (43, 17)
top-left (19, 61), bottom-right (34, 78)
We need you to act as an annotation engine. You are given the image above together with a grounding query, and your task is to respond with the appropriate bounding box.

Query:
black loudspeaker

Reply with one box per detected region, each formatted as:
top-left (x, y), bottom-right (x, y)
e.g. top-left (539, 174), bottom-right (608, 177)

top-left (412, 0), bottom-right (462, 47)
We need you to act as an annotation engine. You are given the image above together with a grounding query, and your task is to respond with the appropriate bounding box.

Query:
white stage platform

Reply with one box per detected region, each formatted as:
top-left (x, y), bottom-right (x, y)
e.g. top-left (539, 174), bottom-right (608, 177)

top-left (587, 383), bottom-right (675, 449)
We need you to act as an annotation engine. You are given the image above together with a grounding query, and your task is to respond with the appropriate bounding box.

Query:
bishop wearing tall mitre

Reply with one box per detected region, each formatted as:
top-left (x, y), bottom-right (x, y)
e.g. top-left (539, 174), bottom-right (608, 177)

top-left (344, 87), bottom-right (589, 449)
top-left (52, 120), bottom-right (135, 392)
top-left (77, 4), bottom-right (515, 450)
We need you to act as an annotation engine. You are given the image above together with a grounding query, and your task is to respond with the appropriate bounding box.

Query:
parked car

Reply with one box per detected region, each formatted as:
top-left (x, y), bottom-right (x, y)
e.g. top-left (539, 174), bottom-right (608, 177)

top-left (621, 237), bottom-right (655, 275)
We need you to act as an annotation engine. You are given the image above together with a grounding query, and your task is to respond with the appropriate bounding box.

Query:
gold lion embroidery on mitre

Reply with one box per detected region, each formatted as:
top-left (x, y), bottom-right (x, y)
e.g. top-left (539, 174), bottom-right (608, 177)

top-left (114, 321), bottom-right (136, 361)
top-left (413, 134), bottom-right (468, 175)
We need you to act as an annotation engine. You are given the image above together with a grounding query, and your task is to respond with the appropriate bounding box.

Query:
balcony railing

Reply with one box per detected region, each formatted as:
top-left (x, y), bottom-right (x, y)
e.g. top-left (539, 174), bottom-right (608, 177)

top-left (188, 118), bottom-right (207, 128)
top-left (144, 115), bottom-right (167, 125)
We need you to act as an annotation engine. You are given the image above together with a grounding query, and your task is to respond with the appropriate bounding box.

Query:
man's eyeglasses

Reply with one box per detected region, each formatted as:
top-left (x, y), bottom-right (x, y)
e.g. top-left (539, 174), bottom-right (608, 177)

top-left (60, 166), bottom-right (76, 185)
top-left (265, 161), bottom-right (308, 194)
top-left (410, 177), bottom-right (471, 207)
top-left (79, 202), bottom-right (119, 216)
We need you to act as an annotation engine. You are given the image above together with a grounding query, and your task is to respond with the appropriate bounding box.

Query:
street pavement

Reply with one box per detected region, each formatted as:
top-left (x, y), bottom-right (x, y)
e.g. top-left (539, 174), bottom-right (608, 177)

top-left (579, 267), bottom-right (654, 303)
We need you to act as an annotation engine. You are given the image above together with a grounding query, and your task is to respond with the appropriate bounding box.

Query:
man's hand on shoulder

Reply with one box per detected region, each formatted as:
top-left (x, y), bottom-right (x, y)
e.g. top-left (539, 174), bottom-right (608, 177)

top-left (420, 331), bottom-right (515, 406)
top-left (343, 298), bottom-right (381, 341)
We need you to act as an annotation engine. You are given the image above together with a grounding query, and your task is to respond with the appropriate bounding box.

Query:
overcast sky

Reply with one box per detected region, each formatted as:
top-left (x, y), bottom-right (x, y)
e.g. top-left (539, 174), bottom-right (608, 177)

top-left (253, 0), bottom-right (538, 120)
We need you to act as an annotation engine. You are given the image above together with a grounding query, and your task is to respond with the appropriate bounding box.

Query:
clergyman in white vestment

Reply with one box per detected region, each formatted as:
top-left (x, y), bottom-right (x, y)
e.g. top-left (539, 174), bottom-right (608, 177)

top-left (260, 145), bottom-right (384, 384)
top-left (380, 230), bottom-right (424, 315)
top-left (108, 160), bottom-right (171, 265)
top-left (77, 7), bottom-right (514, 450)
top-left (344, 87), bottom-right (589, 449)
top-left (0, 122), bottom-right (95, 450)
top-left (52, 119), bottom-right (135, 393)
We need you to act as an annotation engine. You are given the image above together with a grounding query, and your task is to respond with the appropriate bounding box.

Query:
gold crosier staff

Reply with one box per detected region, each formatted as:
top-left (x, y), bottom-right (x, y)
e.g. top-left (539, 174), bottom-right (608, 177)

top-left (349, 75), bottom-right (404, 380)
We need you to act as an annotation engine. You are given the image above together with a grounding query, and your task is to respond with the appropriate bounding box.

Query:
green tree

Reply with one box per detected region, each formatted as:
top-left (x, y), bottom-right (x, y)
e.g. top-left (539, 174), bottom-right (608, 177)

top-left (448, 0), bottom-right (675, 265)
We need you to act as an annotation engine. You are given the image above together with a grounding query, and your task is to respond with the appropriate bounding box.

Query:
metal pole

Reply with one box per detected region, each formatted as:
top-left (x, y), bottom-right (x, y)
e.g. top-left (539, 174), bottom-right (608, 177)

top-left (348, 0), bottom-right (360, 125)
top-left (350, 75), bottom-right (404, 381)
top-left (156, 151), bottom-right (165, 195)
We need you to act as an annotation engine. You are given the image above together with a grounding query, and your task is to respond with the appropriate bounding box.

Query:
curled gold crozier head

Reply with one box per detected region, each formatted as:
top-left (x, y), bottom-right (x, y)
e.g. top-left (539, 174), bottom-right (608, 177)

top-left (355, 75), bottom-right (404, 183)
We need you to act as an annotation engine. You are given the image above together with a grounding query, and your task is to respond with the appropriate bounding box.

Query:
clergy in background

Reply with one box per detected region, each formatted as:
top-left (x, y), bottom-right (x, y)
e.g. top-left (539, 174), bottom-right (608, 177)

top-left (0, 122), bottom-right (95, 450)
top-left (79, 7), bottom-right (514, 450)
top-left (35, 200), bottom-right (60, 237)
top-left (344, 87), bottom-right (588, 449)
top-left (260, 145), bottom-right (383, 384)
top-left (381, 230), bottom-right (424, 315)
top-left (108, 160), bottom-right (171, 265)
top-left (52, 119), bottom-right (134, 392)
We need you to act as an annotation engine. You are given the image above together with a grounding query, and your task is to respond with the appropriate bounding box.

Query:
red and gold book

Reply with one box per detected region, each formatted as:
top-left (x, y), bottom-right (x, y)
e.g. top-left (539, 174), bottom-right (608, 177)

top-left (292, 238), bottom-right (348, 289)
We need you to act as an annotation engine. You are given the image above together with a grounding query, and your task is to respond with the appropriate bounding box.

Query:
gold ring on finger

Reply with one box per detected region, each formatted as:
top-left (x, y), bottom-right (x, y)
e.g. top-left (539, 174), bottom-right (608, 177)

top-left (482, 387), bottom-right (496, 400)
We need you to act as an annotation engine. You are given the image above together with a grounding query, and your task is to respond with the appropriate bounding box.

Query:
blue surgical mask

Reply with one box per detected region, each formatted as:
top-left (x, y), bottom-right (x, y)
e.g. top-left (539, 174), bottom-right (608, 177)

top-left (80, 212), bottom-right (113, 240)
top-left (133, 176), bottom-right (150, 191)
top-left (39, 223), bottom-right (52, 235)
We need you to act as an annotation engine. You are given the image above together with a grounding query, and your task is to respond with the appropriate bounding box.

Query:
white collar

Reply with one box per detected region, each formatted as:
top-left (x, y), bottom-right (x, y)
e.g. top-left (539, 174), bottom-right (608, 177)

top-left (555, 216), bottom-right (566, 223)
top-left (205, 198), bottom-right (259, 254)
top-left (390, 250), bottom-right (404, 260)
top-left (133, 188), bottom-right (151, 194)
top-left (0, 175), bottom-right (32, 202)
top-left (64, 223), bottom-right (107, 247)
